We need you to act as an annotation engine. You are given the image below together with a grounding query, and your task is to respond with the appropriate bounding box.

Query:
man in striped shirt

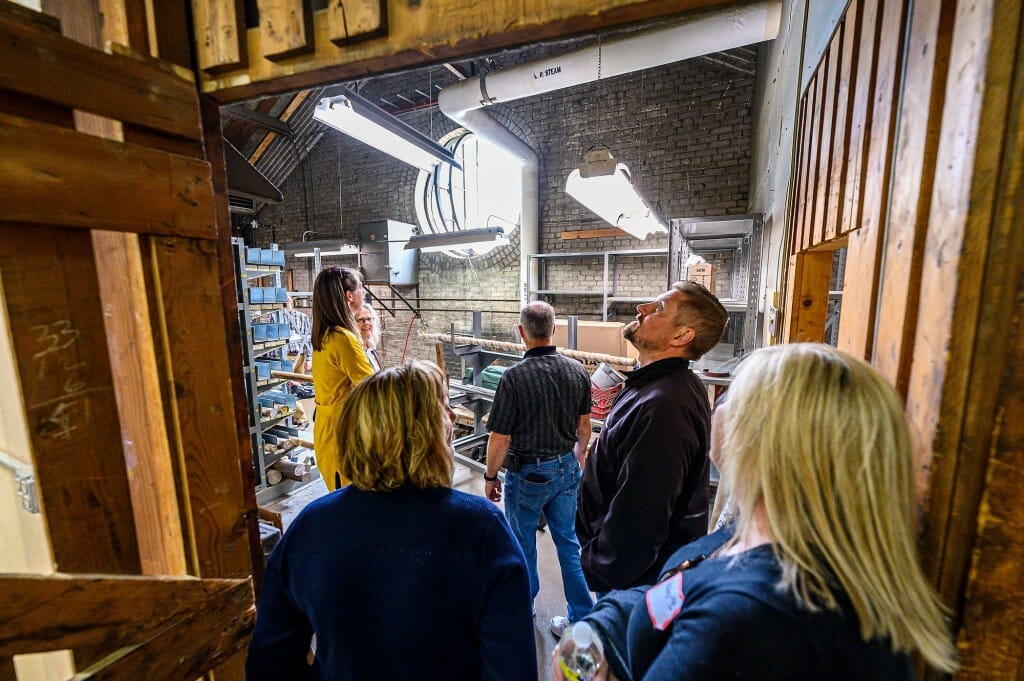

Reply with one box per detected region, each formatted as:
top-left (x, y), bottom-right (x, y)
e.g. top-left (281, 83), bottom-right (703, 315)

top-left (484, 301), bottom-right (594, 638)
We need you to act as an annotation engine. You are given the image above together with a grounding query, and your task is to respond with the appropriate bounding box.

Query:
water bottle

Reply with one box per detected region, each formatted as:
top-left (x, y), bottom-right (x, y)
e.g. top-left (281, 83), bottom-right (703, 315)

top-left (558, 621), bottom-right (605, 681)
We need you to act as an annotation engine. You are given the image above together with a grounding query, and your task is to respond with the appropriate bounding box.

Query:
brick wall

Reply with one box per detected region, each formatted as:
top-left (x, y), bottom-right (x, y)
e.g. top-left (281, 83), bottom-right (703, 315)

top-left (253, 47), bottom-right (754, 370)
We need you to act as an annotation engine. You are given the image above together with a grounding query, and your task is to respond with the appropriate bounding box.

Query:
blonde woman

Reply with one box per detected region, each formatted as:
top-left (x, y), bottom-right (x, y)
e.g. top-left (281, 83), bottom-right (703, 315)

top-left (247, 361), bottom-right (536, 681)
top-left (554, 343), bottom-right (956, 681)
top-left (311, 266), bottom-right (374, 491)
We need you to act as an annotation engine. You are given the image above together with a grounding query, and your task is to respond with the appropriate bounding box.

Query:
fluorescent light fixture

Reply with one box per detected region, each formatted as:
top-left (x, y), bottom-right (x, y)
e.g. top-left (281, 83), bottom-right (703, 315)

top-left (404, 227), bottom-right (508, 254)
top-left (313, 90), bottom-right (461, 172)
top-left (281, 240), bottom-right (360, 258)
top-left (565, 146), bottom-right (668, 240)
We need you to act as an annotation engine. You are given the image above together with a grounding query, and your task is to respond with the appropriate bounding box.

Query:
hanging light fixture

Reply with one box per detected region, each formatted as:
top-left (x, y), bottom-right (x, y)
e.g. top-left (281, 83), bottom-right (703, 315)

top-left (404, 227), bottom-right (508, 253)
top-left (565, 146), bottom-right (667, 240)
top-left (281, 240), bottom-right (360, 258)
top-left (313, 90), bottom-right (461, 172)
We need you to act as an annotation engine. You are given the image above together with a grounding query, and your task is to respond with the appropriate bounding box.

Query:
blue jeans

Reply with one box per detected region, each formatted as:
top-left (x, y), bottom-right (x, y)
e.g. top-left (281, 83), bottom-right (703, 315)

top-left (504, 450), bottom-right (594, 622)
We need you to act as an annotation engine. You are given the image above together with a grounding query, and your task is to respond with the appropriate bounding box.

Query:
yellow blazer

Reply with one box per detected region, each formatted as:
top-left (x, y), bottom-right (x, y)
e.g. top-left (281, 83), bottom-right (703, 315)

top-left (312, 327), bottom-right (374, 490)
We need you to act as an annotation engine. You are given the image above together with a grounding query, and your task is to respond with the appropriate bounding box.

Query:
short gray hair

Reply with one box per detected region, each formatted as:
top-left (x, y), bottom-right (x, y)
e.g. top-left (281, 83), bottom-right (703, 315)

top-left (520, 301), bottom-right (555, 340)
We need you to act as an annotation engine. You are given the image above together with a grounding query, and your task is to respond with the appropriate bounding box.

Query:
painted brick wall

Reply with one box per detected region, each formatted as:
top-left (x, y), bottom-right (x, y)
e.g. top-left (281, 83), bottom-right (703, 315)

top-left (254, 49), bottom-right (753, 370)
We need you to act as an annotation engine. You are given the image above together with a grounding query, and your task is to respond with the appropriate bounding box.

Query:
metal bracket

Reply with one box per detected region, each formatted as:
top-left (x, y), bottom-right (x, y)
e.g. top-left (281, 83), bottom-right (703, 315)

top-left (1, 450), bottom-right (40, 514)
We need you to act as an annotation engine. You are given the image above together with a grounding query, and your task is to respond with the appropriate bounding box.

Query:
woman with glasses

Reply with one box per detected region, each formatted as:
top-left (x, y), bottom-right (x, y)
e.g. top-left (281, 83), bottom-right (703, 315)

top-left (311, 266), bottom-right (374, 491)
top-left (552, 343), bottom-right (956, 681)
top-left (355, 302), bottom-right (383, 372)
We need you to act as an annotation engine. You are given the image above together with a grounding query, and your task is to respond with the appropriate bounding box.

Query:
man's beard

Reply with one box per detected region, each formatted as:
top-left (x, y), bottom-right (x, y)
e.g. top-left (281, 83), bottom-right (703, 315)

top-left (623, 319), bottom-right (639, 343)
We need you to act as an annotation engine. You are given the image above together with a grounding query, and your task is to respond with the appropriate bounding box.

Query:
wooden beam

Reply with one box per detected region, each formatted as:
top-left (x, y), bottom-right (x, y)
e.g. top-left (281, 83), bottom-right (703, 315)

top-left (257, 0), bottom-right (314, 60)
top-left (825, 5), bottom-right (858, 243)
top-left (0, 114), bottom-right (215, 239)
top-left (0, 226), bottom-right (140, 575)
top-left (197, 0), bottom-right (739, 102)
top-left (790, 97), bottom-right (811, 256)
top-left (191, 0), bottom-right (246, 73)
top-left (559, 228), bottom-right (628, 240)
top-left (872, 0), bottom-right (953, 395)
top-left (327, 0), bottom-right (386, 45)
top-left (786, 250), bottom-right (832, 342)
top-left (0, 11), bottom-right (200, 139)
top-left (0, 574), bottom-right (250, 657)
top-left (248, 90), bottom-right (310, 164)
top-left (802, 71), bottom-right (826, 251)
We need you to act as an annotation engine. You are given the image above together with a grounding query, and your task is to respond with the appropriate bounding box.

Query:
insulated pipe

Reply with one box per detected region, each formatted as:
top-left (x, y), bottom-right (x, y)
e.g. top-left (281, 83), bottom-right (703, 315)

top-left (438, 1), bottom-right (782, 305)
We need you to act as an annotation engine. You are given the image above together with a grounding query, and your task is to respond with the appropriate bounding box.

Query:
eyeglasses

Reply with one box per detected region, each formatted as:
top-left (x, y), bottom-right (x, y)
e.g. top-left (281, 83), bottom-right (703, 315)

top-left (355, 316), bottom-right (373, 324)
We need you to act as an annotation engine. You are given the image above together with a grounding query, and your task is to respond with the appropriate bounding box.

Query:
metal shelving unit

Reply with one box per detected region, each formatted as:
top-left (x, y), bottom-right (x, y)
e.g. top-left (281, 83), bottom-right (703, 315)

top-left (526, 248), bottom-right (669, 321)
top-left (668, 214), bottom-right (764, 356)
top-left (231, 237), bottom-right (300, 491)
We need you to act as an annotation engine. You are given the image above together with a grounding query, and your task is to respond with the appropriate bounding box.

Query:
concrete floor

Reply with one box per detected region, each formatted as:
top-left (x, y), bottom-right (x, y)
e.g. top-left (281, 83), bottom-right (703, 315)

top-left (264, 462), bottom-right (574, 680)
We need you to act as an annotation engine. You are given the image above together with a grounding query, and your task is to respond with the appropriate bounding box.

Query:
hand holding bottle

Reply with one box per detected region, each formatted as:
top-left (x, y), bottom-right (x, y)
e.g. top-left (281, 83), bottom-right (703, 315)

top-left (551, 621), bottom-right (611, 681)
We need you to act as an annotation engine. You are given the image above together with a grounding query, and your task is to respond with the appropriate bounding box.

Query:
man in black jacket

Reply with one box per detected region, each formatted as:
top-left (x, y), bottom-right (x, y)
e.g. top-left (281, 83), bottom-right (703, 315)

top-left (576, 281), bottom-right (727, 594)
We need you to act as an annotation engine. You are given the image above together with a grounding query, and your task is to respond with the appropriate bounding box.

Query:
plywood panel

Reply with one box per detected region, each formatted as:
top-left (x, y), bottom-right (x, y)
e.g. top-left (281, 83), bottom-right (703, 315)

top-left (191, 0), bottom-right (246, 73)
top-left (0, 227), bottom-right (140, 575)
top-left (872, 0), bottom-right (954, 395)
top-left (258, 0), bottom-right (313, 60)
top-left (0, 114), bottom-right (215, 240)
top-left (0, 12), bottom-right (200, 139)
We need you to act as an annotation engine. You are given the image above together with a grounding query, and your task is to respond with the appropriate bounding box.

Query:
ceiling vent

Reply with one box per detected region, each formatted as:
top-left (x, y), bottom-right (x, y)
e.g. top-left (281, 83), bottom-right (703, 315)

top-left (228, 195), bottom-right (258, 214)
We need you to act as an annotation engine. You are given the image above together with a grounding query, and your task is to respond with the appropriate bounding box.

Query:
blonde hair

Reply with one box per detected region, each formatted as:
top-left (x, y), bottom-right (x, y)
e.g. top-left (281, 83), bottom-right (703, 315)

top-left (719, 343), bottom-right (955, 672)
top-left (336, 360), bottom-right (454, 491)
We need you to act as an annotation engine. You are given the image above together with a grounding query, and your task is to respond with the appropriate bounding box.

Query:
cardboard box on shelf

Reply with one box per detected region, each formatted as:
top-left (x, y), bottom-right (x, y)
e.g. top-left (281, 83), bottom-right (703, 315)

top-left (688, 263), bottom-right (719, 292)
top-left (551, 320), bottom-right (639, 363)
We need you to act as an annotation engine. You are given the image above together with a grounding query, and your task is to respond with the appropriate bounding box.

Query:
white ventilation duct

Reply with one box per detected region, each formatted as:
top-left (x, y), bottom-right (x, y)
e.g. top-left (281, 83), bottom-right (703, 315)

top-left (438, 2), bottom-right (781, 305)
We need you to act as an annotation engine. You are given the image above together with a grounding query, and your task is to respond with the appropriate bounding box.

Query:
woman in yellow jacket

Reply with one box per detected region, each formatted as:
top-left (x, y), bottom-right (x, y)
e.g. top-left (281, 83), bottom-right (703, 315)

top-left (311, 266), bottom-right (374, 491)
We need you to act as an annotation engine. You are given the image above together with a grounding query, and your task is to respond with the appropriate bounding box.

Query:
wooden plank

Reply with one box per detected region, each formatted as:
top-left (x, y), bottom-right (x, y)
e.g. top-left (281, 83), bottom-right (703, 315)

top-left (73, 597), bottom-right (254, 681)
top-left (873, 0), bottom-right (954, 395)
top-left (790, 96), bottom-right (811, 256)
top-left (327, 0), bottom-right (387, 45)
top-left (836, 0), bottom-right (884, 357)
top-left (910, 1), bottom-right (1024, 674)
top-left (0, 574), bottom-right (250, 657)
top-left (191, 0), bottom-right (246, 73)
top-left (0, 0), bottom-right (62, 33)
top-left (146, 236), bottom-right (253, 581)
top-left (0, 11), bottom-right (200, 140)
top-left (858, 0), bottom-right (907, 367)
top-left (0, 113), bottom-right (215, 239)
top-left (812, 34), bottom-right (842, 246)
top-left (0, 227), bottom-right (140, 575)
top-left (841, 0), bottom-right (880, 236)
top-left (826, 3), bottom-right (859, 242)
top-left (258, 0), bottom-right (314, 60)
top-left (786, 251), bottom-right (832, 342)
top-left (199, 96), bottom-right (264, 594)
top-left (802, 70), bottom-right (827, 251)
top-left (560, 228), bottom-right (628, 240)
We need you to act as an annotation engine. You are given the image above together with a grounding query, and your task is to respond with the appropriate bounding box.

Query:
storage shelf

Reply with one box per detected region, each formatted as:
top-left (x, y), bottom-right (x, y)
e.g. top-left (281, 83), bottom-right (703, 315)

top-left (257, 412), bottom-right (292, 430)
top-left (256, 378), bottom-right (287, 393)
top-left (244, 265), bottom-right (283, 278)
top-left (252, 341), bottom-right (287, 357)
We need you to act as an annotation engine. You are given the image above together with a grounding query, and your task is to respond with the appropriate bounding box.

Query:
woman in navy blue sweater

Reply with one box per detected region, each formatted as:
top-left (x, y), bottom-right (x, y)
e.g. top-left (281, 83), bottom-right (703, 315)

top-left (554, 344), bottom-right (956, 680)
top-left (247, 360), bottom-right (536, 681)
